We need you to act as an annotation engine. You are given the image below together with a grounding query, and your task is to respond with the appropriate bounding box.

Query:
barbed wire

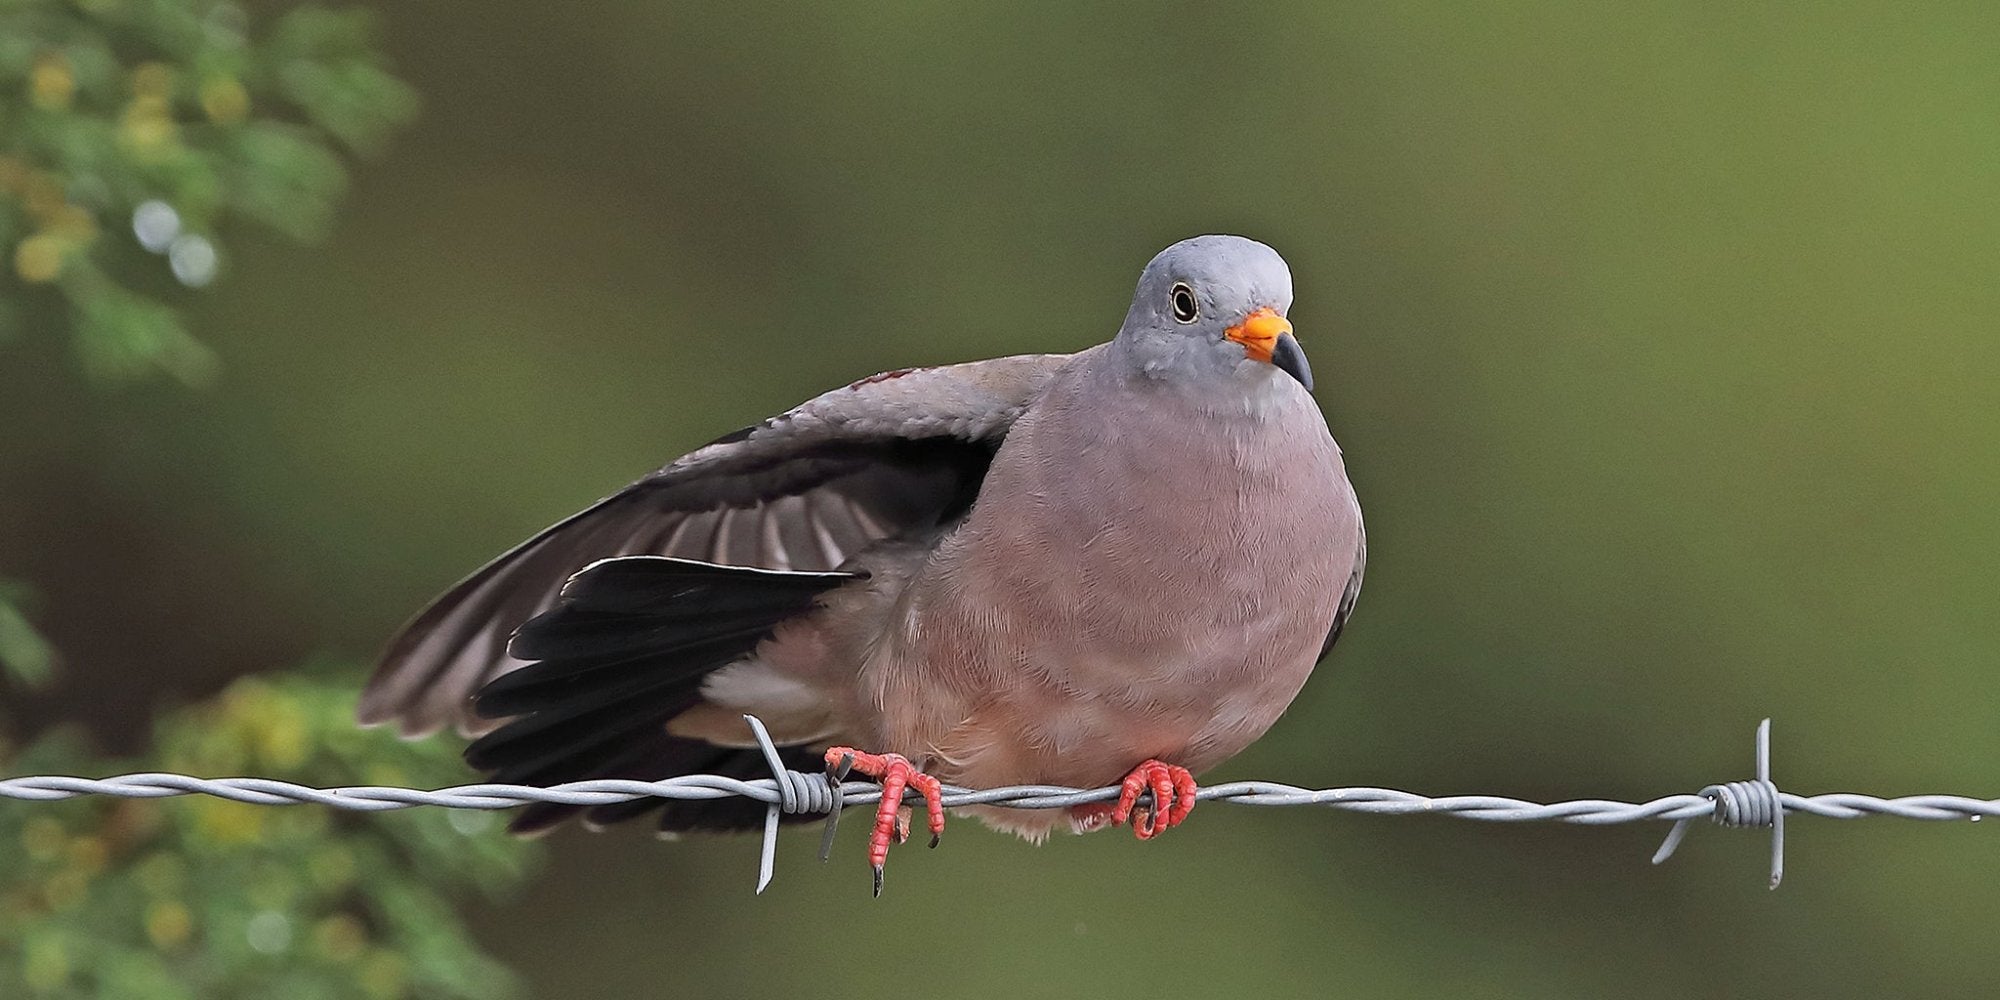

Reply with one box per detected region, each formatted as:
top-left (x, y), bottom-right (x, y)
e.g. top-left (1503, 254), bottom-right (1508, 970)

top-left (2, 718), bottom-right (1992, 895)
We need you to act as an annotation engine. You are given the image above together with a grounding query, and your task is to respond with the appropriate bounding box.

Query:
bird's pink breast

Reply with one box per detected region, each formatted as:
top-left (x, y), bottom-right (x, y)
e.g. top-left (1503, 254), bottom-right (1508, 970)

top-left (870, 358), bottom-right (1360, 796)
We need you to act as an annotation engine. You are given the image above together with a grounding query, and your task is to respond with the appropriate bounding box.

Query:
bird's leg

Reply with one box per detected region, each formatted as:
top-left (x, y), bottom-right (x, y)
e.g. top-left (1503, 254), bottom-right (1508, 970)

top-left (1104, 759), bottom-right (1197, 839)
top-left (823, 747), bottom-right (944, 896)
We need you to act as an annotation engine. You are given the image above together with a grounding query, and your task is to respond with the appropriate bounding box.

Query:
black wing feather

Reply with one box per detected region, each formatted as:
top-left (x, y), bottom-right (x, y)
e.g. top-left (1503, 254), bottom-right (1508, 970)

top-left (463, 556), bottom-right (860, 834)
top-left (1317, 521), bottom-right (1367, 662)
top-left (357, 435), bottom-right (997, 736)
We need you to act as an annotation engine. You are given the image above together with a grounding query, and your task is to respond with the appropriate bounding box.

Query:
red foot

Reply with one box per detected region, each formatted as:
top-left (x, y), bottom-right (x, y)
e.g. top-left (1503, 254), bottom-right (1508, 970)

top-left (1110, 759), bottom-right (1197, 840)
top-left (823, 746), bottom-right (944, 896)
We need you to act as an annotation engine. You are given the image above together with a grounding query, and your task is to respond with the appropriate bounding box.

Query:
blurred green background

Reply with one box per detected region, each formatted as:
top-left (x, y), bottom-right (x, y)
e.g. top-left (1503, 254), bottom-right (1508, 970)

top-left (5, 2), bottom-right (1999, 998)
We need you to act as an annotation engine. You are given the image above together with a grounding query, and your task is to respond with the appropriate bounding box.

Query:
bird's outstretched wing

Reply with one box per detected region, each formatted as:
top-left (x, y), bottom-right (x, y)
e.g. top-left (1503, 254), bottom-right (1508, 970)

top-left (357, 353), bottom-right (1072, 737)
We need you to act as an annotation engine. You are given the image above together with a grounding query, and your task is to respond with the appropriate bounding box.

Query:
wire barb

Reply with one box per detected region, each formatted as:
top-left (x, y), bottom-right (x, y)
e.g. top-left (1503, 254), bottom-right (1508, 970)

top-left (1651, 719), bottom-right (1785, 888)
top-left (4, 716), bottom-right (1993, 894)
top-left (742, 714), bottom-right (838, 894)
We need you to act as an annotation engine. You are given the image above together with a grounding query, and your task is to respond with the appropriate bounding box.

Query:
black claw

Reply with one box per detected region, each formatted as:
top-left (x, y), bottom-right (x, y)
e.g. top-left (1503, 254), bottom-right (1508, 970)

top-left (828, 752), bottom-right (855, 782)
top-left (871, 864), bottom-right (884, 898)
top-left (929, 832), bottom-right (940, 849)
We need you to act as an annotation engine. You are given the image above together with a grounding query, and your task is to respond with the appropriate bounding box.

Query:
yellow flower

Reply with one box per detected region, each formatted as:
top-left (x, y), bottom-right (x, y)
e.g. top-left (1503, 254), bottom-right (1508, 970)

top-left (223, 677), bottom-right (275, 718)
top-left (253, 698), bottom-right (311, 770)
top-left (65, 835), bottom-right (108, 875)
top-left (192, 798), bottom-right (266, 844)
top-left (29, 53), bottom-right (74, 111)
top-left (121, 94), bottom-right (179, 153)
top-left (15, 232), bottom-right (67, 283)
top-left (201, 77), bottom-right (250, 124)
top-left (49, 203), bottom-right (98, 243)
top-left (145, 900), bottom-right (195, 950)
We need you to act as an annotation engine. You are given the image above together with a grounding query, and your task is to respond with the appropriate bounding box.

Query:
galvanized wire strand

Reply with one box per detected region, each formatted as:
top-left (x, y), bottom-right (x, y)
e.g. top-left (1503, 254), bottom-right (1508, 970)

top-left (2, 718), bottom-right (1991, 893)
top-left (8, 773), bottom-right (1995, 821)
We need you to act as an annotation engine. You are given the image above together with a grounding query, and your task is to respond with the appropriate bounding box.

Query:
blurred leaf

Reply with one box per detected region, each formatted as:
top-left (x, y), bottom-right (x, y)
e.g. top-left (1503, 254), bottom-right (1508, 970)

top-left (0, 582), bottom-right (58, 689)
top-left (0, 0), bottom-right (415, 387)
top-left (0, 673), bottom-right (537, 999)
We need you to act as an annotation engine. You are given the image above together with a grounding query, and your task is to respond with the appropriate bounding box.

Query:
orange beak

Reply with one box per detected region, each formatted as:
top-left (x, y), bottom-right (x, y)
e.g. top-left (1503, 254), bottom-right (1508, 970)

top-left (1224, 306), bottom-right (1293, 364)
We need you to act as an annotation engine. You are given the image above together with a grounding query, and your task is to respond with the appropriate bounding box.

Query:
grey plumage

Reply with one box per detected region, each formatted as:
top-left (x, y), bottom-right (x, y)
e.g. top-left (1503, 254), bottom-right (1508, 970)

top-left (360, 235), bottom-right (1364, 841)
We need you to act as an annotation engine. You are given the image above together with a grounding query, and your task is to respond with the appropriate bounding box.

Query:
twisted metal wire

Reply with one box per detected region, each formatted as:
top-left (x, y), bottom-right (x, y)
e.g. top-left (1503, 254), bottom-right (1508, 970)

top-left (1650, 718), bottom-right (1785, 887)
top-left (2, 718), bottom-right (1991, 894)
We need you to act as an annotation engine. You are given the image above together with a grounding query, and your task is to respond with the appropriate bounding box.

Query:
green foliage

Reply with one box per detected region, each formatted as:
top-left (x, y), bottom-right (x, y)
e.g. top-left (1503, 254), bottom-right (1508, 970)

top-left (0, 581), bottom-right (59, 689)
top-left (0, 4), bottom-right (531, 996)
top-left (0, 9), bottom-right (476, 996)
top-left (0, 0), bottom-right (415, 384)
top-left (0, 673), bottom-right (537, 999)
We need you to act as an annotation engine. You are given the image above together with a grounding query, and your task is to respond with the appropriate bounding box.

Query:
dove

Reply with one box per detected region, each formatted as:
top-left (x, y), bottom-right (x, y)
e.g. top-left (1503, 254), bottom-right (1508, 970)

top-left (358, 235), bottom-right (1365, 892)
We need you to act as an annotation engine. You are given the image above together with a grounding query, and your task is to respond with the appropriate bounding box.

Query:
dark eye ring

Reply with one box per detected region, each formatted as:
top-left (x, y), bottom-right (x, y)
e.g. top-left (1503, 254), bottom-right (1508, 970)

top-left (1170, 282), bottom-right (1199, 323)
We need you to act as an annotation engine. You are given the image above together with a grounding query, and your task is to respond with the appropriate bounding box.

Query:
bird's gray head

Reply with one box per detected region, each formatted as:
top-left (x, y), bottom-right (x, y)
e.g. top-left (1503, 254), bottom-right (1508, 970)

top-left (1113, 235), bottom-right (1311, 392)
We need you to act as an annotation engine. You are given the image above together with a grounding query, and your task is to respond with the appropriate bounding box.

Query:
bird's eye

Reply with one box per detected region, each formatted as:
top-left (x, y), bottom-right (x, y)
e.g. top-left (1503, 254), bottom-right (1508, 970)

top-left (1170, 282), bottom-right (1199, 323)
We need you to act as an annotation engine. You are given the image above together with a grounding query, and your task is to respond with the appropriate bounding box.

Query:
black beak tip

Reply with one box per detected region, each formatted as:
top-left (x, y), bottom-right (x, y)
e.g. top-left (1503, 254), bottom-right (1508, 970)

top-left (1272, 332), bottom-right (1314, 392)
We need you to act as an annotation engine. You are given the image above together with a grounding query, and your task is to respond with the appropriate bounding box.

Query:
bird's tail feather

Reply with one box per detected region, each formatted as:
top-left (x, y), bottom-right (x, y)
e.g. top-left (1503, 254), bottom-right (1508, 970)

top-left (462, 555), bottom-right (859, 835)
